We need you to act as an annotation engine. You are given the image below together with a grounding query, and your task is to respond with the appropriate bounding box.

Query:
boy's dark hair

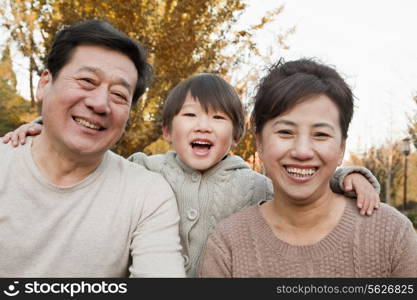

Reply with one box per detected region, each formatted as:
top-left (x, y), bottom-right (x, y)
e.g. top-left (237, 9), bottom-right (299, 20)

top-left (45, 19), bottom-right (153, 105)
top-left (162, 73), bottom-right (245, 141)
top-left (251, 58), bottom-right (354, 139)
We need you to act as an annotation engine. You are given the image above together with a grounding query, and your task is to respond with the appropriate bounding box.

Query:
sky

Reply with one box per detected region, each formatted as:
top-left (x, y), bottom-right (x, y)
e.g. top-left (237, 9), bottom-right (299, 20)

top-left (241, 0), bottom-right (417, 158)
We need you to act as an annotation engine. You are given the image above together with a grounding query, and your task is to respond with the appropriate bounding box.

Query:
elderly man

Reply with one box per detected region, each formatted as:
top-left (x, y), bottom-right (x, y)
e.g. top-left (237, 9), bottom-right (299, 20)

top-left (0, 20), bottom-right (185, 277)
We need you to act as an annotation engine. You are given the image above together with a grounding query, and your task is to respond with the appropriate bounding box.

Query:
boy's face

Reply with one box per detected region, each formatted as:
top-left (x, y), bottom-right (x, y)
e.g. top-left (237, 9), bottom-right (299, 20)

top-left (163, 93), bottom-right (237, 171)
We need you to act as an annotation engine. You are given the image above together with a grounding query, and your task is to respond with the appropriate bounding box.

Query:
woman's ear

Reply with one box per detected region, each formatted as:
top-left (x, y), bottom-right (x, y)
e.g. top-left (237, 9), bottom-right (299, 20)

top-left (35, 70), bottom-right (52, 103)
top-left (162, 125), bottom-right (172, 143)
top-left (337, 141), bottom-right (346, 166)
top-left (255, 134), bottom-right (264, 159)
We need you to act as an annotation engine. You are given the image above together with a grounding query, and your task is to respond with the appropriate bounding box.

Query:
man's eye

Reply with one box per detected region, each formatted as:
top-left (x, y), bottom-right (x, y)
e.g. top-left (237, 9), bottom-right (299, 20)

top-left (112, 93), bottom-right (127, 101)
top-left (80, 78), bottom-right (95, 84)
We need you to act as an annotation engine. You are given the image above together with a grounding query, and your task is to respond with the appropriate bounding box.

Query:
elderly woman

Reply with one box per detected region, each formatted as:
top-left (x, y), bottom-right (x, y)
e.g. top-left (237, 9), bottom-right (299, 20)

top-left (200, 58), bottom-right (417, 277)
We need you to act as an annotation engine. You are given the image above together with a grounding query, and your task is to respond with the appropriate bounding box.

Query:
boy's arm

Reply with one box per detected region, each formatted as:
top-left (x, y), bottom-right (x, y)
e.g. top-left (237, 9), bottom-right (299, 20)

top-left (330, 166), bottom-right (381, 196)
top-left (128, 152), bottom-right (166, 173)
top-left (127, 152), bottom-right (149, 166)
top-left (32, 116), bottom-right (43, 124)
top-left (330, 166), bottom-right (381, 215)
top-left (1, 116), bottom-right (43, 146)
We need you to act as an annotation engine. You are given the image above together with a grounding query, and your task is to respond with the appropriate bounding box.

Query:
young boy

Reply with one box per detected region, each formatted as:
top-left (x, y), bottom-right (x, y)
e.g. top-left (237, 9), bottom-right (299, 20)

top-left (2, 73), bottom-right (380, 277)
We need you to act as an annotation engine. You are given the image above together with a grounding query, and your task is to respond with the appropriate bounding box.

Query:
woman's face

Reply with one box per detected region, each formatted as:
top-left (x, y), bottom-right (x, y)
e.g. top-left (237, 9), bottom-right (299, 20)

top-left (257, 94), bottom-right (346, 204)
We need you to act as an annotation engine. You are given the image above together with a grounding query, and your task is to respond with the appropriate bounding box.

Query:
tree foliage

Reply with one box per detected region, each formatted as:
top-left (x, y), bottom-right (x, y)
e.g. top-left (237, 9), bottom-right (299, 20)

top-left (0, 0), bottom-right (46, 109)
top-left (0, 46), bottom-right (37, 136)
top-left (1, 0), bottom-right (286, 158)
top-left (348, 142), bottom-right (406, 206)
top-left (408, 92), bottom-right (417, 149)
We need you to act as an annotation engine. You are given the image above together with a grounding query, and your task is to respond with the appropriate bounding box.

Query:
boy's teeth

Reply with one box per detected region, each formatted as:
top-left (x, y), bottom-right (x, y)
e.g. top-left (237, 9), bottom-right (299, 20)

top-left (286, 167), bottom-right (316, 177)
top-left (74, 117), bottom-right (100, 130)
top-left (193, 141), bottom-right (211, 145)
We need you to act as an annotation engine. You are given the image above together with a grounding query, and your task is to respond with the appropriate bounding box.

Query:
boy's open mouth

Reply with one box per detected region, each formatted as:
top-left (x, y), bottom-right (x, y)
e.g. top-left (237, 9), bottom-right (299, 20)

top-left (190, 139), bottom-right (213, 155)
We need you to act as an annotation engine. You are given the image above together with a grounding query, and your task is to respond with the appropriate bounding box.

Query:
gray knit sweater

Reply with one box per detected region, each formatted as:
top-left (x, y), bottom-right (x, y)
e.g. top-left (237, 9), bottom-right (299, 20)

top-left (128, 151), bottom-right (380, 277)
top-left (200, 200), bottom-right (417, 277)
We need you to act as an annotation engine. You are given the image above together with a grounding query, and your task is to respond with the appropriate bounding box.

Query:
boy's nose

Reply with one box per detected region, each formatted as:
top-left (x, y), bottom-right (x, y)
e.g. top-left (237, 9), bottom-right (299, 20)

top-left (290, 136), bottom-right (314, 160)
top-left (194, 115), bottom-right (212, 133)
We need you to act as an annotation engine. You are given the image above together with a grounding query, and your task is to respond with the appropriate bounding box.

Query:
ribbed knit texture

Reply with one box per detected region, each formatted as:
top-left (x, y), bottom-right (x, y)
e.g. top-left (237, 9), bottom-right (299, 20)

top-left (128, 151), bottom-right (379, 277)
top-left (200, 200), bottom-right (417, 277)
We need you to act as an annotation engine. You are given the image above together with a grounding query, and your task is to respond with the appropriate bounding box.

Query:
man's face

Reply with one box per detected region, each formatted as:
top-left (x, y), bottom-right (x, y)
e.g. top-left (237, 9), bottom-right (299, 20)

top-left (36, 45), bottom-right (138, 158)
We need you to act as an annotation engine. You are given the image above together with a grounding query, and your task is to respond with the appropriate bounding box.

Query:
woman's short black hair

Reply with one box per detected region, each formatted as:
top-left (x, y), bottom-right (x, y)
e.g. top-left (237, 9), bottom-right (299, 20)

top-left (251, 58), bottom-right (354, 140)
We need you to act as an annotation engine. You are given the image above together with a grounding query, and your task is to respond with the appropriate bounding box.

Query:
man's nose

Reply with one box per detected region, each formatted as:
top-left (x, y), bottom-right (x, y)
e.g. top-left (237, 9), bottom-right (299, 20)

top-left (85, 87), bottom-right (111, 115)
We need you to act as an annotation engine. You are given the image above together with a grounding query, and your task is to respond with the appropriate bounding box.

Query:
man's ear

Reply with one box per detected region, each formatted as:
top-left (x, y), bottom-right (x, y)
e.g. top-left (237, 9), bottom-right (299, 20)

top-left (35, 70), bottom-right (52, 103)
top-left (162, 125), bottom-right (172, 143)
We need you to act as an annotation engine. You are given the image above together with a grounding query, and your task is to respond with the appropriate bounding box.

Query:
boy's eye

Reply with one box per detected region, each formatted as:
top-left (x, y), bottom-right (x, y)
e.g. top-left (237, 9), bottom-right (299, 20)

top-left (213, 115), bottom-right (226, 120)
top-left (183, 113), bottom-right (196, 117)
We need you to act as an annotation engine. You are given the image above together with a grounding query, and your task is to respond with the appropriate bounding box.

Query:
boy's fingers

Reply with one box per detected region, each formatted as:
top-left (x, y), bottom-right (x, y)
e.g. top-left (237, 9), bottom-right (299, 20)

top-left (11, 132), bottom-right (19, 147)
top-left (362, 194), bottom-right (372, 216)
top-left (2, 133), bottom-right (11, 143)
top-left (375, 195), bottom-right (380, 209)
top-left (366, 194), bottom-right (375, 215)
top-left (358, 194), bottom-right (368, 215)
top-left (30, 124), bottom-right (42, 134)
top-left (355, 184), bottom-right (364, 208)
top-left (18, 131), bottom-right (26, 145)
top-left (344, 177), bottom-right (353, 192)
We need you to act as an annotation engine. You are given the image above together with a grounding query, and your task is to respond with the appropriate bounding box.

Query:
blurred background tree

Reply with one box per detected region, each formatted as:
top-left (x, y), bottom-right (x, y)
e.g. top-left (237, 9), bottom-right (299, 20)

top-left (0, 45), bottom-right (37, 136)
top-left (348, 142), bottom-right (404, 206)
top-left (347, 92), bottom-right (417, 211)
top-left (408, 92), bottom-right (417, 147)
top-left (0, 0), bottom-right (287, 158)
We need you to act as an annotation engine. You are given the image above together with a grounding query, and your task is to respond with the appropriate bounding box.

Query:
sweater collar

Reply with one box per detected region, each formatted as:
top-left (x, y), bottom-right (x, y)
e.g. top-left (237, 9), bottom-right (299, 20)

top-left (254, 199), bottom-right (358, 259)
top-left (166, 151), bottom-right (250, 177)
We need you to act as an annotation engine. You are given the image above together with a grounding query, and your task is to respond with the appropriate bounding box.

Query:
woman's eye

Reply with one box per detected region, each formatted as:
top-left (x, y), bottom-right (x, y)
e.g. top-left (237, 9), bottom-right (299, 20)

top-left (314, 132), bottom-right (330, 138)
top-left (277, 130), bottom-right (292, 135)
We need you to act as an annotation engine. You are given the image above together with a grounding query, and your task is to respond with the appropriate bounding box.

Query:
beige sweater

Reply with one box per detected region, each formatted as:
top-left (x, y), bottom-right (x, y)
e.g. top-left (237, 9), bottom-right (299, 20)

top-left (200, 200), bottom-right (417, 277)
top-left (0, 139), bottom-right (185, 277)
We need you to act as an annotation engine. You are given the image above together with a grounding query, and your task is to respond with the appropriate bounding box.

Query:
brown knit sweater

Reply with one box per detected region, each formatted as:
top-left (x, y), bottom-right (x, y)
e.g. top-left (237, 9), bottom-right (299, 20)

top-left (200, 200), bottom-right (417, 277)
